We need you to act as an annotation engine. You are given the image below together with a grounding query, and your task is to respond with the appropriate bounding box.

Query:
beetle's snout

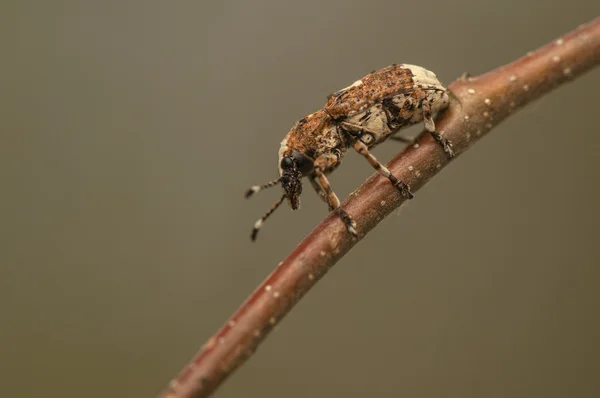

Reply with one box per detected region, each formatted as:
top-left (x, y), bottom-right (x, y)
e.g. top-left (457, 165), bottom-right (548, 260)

top-left (281, 171), bottom-right (302, 210)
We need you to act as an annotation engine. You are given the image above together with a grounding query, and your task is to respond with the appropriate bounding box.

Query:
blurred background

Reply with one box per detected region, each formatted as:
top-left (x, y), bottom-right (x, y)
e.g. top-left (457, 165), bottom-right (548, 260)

top-left (2, 1), bottom-right (600, 397)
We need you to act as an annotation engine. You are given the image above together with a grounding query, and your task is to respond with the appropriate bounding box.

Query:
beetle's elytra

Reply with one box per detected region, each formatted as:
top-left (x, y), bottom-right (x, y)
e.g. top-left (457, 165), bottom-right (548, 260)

top-left (246, 64), bottom-right (453, 240)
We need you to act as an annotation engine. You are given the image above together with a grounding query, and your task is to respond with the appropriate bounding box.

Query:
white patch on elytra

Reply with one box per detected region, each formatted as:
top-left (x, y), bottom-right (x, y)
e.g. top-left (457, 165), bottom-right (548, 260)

top-left (402, 64), bottom-right (444, 90)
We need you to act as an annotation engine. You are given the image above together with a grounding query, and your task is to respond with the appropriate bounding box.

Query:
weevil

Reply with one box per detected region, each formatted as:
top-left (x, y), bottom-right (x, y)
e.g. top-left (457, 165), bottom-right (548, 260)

top-left (246, 64), bottom-right (453, 240)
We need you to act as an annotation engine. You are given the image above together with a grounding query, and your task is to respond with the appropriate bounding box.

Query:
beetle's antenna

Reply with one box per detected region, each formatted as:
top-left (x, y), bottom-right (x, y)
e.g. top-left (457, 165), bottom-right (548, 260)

top-left (245, 178), bottom-right (281, 199)
top-left (251, 194), bottom-right (285, 241)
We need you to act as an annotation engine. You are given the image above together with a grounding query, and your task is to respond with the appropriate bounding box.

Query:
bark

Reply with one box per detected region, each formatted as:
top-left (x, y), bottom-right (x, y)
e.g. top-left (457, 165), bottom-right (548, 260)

top-left (160, 18), bottom-right (600, 398)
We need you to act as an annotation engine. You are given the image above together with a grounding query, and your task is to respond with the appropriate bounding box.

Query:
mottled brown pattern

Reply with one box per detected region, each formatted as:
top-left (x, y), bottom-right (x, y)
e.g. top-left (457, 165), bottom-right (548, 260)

top-left (325, 65), bottom-right (416, 119)
top-left (282, 110), bottom-right (347, 161)
top-left (402, 91), bottom-right (426, 120)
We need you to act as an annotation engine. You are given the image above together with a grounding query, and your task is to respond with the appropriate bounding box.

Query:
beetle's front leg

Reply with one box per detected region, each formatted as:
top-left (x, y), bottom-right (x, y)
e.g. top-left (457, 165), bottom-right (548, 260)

top-left (309, 173), bottom-right (334, 212)
top-left (313, 154), bottom-right (358, 238)
top-left (421, 98), bottom-right (454, 157)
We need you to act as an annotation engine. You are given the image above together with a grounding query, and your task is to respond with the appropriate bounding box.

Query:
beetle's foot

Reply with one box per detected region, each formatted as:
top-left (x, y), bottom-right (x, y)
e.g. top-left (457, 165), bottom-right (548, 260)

top-left (431, 132), bottom-right (455, 158)
top-left (394, 181), bottom-right (414, 199)
top-left (456, 72), bottom-right (472, 82)
top-left (336, 208), bottom-right (359, 239)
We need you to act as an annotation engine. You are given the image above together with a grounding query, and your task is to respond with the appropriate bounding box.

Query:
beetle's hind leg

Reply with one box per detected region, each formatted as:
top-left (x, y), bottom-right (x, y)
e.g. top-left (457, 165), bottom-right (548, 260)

top-left (389, 134), bottom-right (413, 144)
top-left (351, 139), bottom-right (414, 199)
top-left (421, 98), bottom-right (454, 157)
top-left (388, 135), bottom-right (414, 144)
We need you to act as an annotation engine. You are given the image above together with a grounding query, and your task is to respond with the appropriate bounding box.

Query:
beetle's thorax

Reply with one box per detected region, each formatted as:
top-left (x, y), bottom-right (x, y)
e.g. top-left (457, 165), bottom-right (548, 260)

top-left (278, 109), bottom-right (345, 176)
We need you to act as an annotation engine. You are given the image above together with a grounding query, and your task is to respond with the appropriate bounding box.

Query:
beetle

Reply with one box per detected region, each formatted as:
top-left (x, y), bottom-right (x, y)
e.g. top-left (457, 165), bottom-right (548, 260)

top-left (245, 64), bottom-right (453, 240)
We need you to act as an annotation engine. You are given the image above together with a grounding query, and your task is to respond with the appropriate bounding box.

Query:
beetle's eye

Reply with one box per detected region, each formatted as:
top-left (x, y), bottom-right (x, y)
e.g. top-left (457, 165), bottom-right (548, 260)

top-left (291, 150), bottom-right (314, 174)
top-left (280, 156), bottom-right (294, 169)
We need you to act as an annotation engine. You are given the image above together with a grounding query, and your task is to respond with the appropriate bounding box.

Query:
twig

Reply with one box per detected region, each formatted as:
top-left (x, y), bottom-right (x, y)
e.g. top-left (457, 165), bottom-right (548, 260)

top-left (161, 18), bottom-right (600, 398)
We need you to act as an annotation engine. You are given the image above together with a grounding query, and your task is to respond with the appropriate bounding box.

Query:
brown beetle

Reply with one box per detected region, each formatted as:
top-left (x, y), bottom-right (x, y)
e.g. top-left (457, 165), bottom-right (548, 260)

top-left (246, 64), bottom-right (453, 240)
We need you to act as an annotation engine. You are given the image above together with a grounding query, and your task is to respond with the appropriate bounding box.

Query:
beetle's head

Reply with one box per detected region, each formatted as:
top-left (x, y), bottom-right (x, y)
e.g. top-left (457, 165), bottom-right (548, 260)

top-left (279, 148), bottom-right (315, 208)
top-left (245, 146), bottom-right (314, 241)
top-left (279, 155), bottom-right (303, 210)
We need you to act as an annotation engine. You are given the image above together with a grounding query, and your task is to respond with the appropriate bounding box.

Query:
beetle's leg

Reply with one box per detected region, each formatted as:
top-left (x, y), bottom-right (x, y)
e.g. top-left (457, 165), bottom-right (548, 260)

top-left (351, 139), bottom-right (414, 199)
top-left (313, 154), bottom-right (358, 238)
top-left (315, 168), bottom-right (358, 238)
top-left (339, 121), bottom-right (376, 138)
top-left (389, 134), bottom-right (413, 144)
top-left (421, 98), bottom-right (454, 157)
top-left (309, 173), bottom-right (333, 211)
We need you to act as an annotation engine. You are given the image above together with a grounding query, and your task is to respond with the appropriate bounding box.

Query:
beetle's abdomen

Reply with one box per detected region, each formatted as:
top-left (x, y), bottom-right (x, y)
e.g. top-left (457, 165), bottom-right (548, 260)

top-left (342, 88), bottom-right (449, 146)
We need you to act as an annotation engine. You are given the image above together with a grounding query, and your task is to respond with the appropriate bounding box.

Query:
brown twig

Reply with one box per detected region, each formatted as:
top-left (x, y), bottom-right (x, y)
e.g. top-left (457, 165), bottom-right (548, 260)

top-left (161, 18), bottom-right (600, 398)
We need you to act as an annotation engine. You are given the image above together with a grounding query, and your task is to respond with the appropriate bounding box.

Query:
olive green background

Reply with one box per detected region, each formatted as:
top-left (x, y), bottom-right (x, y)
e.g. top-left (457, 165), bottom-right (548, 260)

top-left (2, 2), bottom-right (599, 397)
